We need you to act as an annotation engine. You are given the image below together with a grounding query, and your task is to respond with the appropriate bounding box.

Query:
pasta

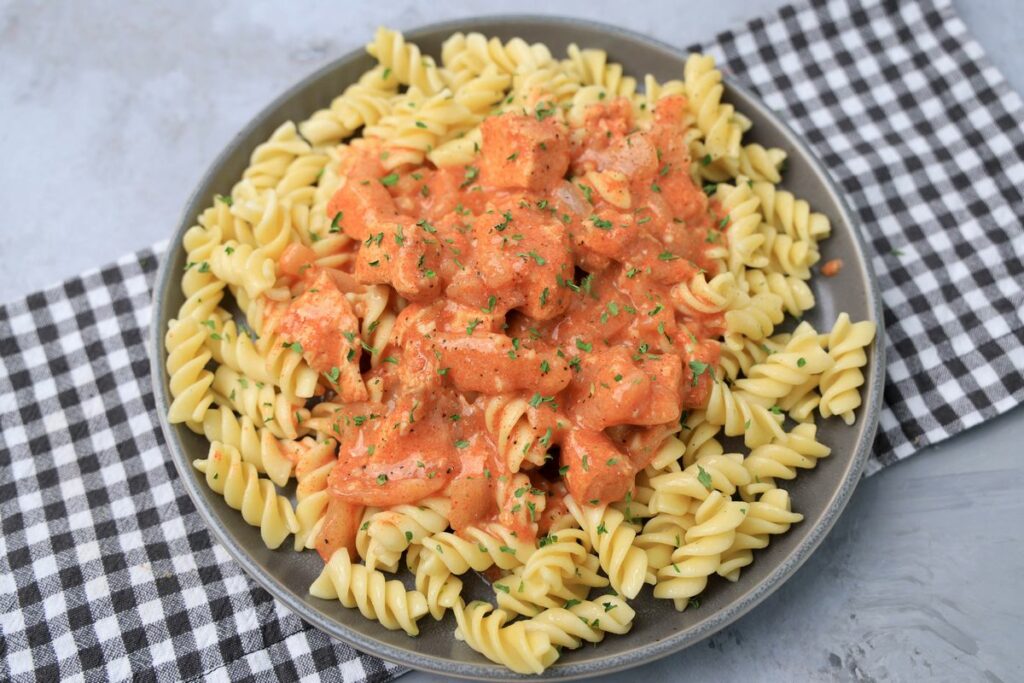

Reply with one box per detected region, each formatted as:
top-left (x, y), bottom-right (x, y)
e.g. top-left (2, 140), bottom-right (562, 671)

top-left (193, 442), bottom-right (299, 549)
top-left (164, 27), bottom-right (877, 674)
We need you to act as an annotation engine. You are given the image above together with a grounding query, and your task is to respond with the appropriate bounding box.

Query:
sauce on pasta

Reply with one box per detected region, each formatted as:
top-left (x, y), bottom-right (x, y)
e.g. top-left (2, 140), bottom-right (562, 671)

top-left (275, 94), bottom-right (726, 560)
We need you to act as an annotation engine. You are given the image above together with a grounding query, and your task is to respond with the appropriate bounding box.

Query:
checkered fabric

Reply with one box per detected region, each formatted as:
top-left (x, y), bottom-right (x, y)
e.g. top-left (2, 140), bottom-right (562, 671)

top-left (2, 0), bottom-right (1023, 680)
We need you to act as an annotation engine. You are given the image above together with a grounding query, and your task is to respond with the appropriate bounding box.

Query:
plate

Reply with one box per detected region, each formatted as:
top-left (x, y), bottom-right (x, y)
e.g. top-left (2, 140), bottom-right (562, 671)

top-left (150, 16), bottom-right (885, 681)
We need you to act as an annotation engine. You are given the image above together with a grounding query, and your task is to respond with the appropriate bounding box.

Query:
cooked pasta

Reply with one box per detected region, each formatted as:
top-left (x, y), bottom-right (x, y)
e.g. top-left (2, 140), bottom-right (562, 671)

top-left (165, 27), bottom-right (877, 674)
top-left (193, 442), bottom-right (299, 549)
top-left (310, 549), bottom-right (429, 635)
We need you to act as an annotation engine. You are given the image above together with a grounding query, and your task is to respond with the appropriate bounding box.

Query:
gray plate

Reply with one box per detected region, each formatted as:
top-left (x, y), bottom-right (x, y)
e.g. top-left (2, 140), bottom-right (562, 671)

top-left (150, 16), bottom-right (885, 682)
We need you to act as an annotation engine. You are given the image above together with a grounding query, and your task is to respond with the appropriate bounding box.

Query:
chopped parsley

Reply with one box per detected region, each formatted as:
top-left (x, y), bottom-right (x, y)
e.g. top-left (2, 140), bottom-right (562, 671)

top-left (460, 165), bottom-right (479, 188)
top-left (697, 465), bottom-right (712, 491)
top-left (689, 360), bottom-right (710, 386)
top-left (379, 173), bottom-right (399, 186)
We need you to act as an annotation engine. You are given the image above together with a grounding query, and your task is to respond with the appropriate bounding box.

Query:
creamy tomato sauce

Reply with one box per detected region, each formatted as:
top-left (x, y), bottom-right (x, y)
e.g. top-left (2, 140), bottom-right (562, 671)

top-left (278, 94), bottom-right (726, 558)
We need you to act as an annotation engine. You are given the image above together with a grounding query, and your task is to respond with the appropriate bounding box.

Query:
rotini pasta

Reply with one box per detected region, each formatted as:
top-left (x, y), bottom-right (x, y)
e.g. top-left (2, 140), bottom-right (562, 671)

top-left (166, 27), bottom-right (876, 675)
top-left (193, 442), bottom-right (299, 549)
top-left (311, 549), bottom-right (429, 635)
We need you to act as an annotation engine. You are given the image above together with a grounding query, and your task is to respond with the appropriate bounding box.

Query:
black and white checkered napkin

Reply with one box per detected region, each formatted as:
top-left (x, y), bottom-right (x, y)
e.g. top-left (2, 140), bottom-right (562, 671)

top-left (2, 0), bottom-right (1022, 680)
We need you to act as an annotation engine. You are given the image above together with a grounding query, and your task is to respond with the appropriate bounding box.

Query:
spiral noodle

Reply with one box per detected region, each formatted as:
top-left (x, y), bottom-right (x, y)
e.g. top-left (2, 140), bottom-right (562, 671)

top-left (275, 150), bottom-right (329, 206)
top-left (718, 487), bottom-right (803, 580)
top-left (565, 44), bottom-right (637, 98)
top-left (483, 394), bottom-right (549, 472)
top-left (704, 370), bottom-right (786, 447)
top-left (671, 271), bottom-right (738, 318)
top-left (165, 317), bottom-right (216, 428)
top-left (420, 523), bottom-right (535, 576)
top-left (366, 27), bottom-right (445, 95)
top-left (285, 438), bottom-right (335, 551)
top-left (744, 269), bottom-right (815, 318)
top-left (718, 336), bottom-right (773, 382)
top-left (406, 545), bottom-right (464, 620)
top-left (453, 600), bottom-right (559, 675)
top-left (777, 375), bottom-right (821, 423)
top-left (760, 223), bottom-right (819, 280)
top-left (518, 528), bottom-right (606, 594)
top-left (645, 433), bottom-right (686, 473)
top-left (364, 497), bottom-right (450, 571)
top-left (724, 289), bottom-right (785, 351)
top-left (210, 241), bottom-right (276, 300)
top-left (654, 491), bottom-right (746, 610)
top-left (512, 64), bottom-right (581, 105)
top-left (702, 143), bottom-right (787, 183)
top-left (451, 65), bottom-right (512, 116)
top-left (649, 452), bottom-right (751, 517)
top-left (494, 561), bottom-right (595, 617)
top-left (565, 497), bottom-right (648, 599)
top-left (178, 208), bottom-right (229, 322)
top-left (742, 423), bottom-right (832, 497)
top-left (524, 595), bottom-right (635, 648)
top-left (205, 314), bottom-right (318, 403)
top-left (200, 405), bottom-right (294, 486)
top-left (636, 512), bottom-right (695, 583)
top-left (193, 442), bottom-right (299, 549)
top-left (299, 66), bottom-right (399, 146)
top-left (235, 121), bottom-right (311, 194)
top-left (310, 549), bottom-right (429, 636)
top-left (734, 327), bottom-right (833, 402)
top-left (441, 32), bottom-right (553, 78)
top-left (819, 313), bottom-right (877, 424)
top-left (716, 179), bottom-right (768, 275)
top-left (684, 54), bottom-right (743, 163)
top-left (211, 365), bottom-right (304, 440)
top-left (427, 125), bottom-right (483, 167)
top-left (364, 88), bottom-right (474, 169)
top-left (752, 180), bottom-right (831, 243)
top-left (679, 410), bottom-right (724, 466)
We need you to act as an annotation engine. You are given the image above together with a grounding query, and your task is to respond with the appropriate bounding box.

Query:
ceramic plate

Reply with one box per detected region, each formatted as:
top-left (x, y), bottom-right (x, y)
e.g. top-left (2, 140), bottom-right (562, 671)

top-left (150, 16), bottom-right (885, 681)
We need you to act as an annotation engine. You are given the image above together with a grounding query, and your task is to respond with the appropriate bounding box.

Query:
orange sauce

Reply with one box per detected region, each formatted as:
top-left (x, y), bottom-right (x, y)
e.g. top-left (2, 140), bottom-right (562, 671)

top-left (282, 95), bottom-right (725, 543)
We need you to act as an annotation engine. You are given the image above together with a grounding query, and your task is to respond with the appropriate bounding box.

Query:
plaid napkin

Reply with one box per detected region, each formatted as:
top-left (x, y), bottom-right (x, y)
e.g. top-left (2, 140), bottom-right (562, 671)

top-left (2, 0), bottom-right (1022, 680)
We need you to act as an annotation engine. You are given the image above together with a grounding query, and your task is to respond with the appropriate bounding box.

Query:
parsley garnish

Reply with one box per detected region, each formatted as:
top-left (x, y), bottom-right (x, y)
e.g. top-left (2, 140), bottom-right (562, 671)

top-left (460, 166), bottom-right (479, 188)
top-left (697, 465), bottom-right (712, 491)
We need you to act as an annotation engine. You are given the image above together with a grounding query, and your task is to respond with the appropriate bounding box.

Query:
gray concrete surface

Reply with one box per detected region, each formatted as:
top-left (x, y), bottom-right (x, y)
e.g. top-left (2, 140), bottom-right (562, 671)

top-left (2, 0), bottom-right (1021, 680)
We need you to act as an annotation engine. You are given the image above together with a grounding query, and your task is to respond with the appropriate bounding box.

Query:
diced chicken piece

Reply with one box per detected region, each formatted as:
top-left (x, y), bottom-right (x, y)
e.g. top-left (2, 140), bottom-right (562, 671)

top-left (562, 428), bottom-right (634, 504)
top-left (355, 221), bottom-right (443, 302)
top-left (567, 347), bottom-right (683, 430)
top-left (434, 331), bottom-right (572, 396)
top-left (274, 270), bottom-right (366, 402)
top-left (480, 113), bottom-right (571, 191)
top-left (316, 497), bottom-right (364, 563)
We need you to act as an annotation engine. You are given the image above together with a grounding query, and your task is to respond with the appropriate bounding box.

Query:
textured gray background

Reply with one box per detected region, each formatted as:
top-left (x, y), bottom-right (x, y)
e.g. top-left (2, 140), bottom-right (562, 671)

top-left (2, 0), bottom-right (1022, 681)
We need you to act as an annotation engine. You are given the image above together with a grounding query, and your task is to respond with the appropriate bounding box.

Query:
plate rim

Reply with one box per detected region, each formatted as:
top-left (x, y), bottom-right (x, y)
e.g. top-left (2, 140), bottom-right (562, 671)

top-left (149, 14), bottom-right (886, 681)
